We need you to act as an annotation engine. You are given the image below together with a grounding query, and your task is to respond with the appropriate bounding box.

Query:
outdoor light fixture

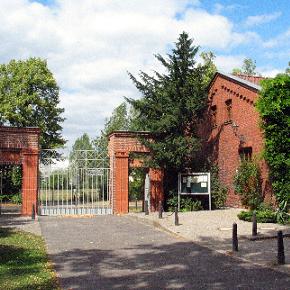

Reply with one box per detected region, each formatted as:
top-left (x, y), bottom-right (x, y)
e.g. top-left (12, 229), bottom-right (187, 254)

top-left (231, 121), bottom-right (246, 144)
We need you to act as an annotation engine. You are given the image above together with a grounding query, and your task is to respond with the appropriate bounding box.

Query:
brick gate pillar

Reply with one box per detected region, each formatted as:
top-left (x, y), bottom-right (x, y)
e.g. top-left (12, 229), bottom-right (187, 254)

top-left (149, 168), bottom-right (164, 211)
top-left (114, 151), bottom-right (129, 214)
top-left (21, 149), bottom-right (39, 216)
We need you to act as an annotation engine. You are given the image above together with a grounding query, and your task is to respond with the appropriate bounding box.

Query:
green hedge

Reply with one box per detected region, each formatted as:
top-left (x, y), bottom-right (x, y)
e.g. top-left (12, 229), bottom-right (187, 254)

top-left (238, 210), bottom-right (277, 223)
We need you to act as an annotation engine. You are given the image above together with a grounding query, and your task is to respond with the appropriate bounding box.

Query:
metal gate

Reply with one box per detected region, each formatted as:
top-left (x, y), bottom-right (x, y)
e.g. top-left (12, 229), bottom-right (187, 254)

top-left (39, 149), bottom-right (112, 215)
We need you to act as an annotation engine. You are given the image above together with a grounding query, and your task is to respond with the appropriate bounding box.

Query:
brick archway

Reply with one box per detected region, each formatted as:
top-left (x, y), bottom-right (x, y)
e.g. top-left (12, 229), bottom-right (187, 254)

top-left (108, 131), bottom-right (164, 214)
top-left (0, 126), bottom-right (40, 215)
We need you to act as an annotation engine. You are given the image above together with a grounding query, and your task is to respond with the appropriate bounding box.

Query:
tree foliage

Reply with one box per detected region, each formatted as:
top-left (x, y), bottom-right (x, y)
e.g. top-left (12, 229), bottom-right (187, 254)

top-left (256, 71), bottom-right (290, 221)
top-left (0, 58), bottom-right (65, 149)
top-left (232, 58), bottom-right (257, 76)
top-left (70, 133), bottom-right (94, 160)
top-left (233, 159), bottom-right (262, 210)
top-left (94, 102), bottom-right (132, 153)
top-left (127, 32), bottom-right (216, 172)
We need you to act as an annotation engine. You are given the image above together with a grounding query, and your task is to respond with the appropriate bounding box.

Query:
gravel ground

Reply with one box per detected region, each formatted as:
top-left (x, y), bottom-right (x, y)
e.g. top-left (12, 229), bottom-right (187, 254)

top-left (129, 208), bottom-right (290, 275)
top-left (40, 215), bottom-right (290, 290)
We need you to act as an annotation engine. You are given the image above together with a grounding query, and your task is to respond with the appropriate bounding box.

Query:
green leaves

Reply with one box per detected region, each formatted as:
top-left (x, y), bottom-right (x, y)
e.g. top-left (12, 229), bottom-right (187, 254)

top-left (127, 32), bottom-right (216, 172)
top-left (0, 58), bottom-right (65, 149)
top-left (256, 72), bottom-right (290, 218)
top-left (233, 160), bottom-right (263, 210)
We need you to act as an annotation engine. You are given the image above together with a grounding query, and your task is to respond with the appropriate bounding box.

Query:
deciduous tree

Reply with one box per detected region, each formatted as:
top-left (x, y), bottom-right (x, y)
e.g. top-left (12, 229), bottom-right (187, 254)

top-left (0, 58), bottom-right (65, 149)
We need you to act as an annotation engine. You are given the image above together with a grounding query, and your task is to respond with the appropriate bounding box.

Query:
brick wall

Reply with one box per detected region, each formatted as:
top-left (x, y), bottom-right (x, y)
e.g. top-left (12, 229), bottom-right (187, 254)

top-left (0, 126), bottom-right (40, 215)
top-left (0, 126), bottom-right (40, 150)
top-left (204, 73), bottom-right (273, 207)
top-left (108, 131), bottom-right (163, 213)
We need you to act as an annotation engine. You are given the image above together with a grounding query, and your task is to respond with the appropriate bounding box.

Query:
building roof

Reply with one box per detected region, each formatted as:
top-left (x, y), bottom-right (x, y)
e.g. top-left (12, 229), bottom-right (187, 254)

top-left (209, 71), bottom-right (262, 92)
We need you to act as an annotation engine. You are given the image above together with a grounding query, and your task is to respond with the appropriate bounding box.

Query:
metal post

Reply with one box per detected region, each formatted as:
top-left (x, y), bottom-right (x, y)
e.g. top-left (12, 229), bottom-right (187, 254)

top-left (144, 200), bottom-right (149, 215)
top-left (175, 206), bottom-right (179, 226)
top-left (135, 198), bottom-right (138, 211)
top-left (31, 204), bottom-right (35, 220)
top-left (277, 230), bottom-right (285, 265)
top-left (208, 172), bottom-right (211, 210)
top-left (232, 223), bottom-right (238, 252)
top-left (252, 211), bottom-right (257, 236)
top-left (158, 201), bottom-right (163, 219)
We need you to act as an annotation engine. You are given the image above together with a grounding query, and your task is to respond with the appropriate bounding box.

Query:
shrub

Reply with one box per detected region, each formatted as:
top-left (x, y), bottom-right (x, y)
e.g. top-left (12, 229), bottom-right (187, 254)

top-left (238, 210), bottom-right (277, 223)
top-left (210, 165), bottom-right (227, 209)
top-left (11, 193), bottom-right (22, 204)
top-left (256, 72), bottom-right (290, 223)
top-left (233, 159), bottom-right (262, 210)
top-left (167, 192), bottom-right (203, 212)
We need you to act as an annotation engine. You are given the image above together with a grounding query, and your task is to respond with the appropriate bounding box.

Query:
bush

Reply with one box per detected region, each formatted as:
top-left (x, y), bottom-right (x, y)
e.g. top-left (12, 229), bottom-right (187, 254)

top-left (167, 192), bottom-right (203, 212)
top-left (238, 210), bottom-right (277, 223)
top-left (233, 159), bottom-right (262, 210)
top-left (238, 202), bottom-right (290, 224)
top-left (256, 72), bottom-right (290, 223)
top-left (11, 193), bottom-right (22, 204)
top-left (210, 165), bottom-right (227, 209)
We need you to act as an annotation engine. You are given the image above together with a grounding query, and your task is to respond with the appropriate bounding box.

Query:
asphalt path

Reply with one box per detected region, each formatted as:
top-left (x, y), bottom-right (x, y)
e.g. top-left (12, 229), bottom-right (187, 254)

top-left (39, 215), bottom-right (290, 290)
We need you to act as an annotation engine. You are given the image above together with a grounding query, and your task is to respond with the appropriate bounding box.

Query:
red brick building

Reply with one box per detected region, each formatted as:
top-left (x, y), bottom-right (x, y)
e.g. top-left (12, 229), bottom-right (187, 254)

top-left (206, 72), bottom-right (273, 206)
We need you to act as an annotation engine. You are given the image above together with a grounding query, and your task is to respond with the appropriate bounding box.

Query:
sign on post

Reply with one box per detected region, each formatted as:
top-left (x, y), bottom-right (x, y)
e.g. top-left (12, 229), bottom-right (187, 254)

top-left (178, 172), bottom-right (211, 211)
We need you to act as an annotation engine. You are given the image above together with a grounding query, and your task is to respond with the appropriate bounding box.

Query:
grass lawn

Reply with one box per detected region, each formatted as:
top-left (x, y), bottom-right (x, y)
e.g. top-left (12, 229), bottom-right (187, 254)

top-left (0, 227), bottom-right (60, 290)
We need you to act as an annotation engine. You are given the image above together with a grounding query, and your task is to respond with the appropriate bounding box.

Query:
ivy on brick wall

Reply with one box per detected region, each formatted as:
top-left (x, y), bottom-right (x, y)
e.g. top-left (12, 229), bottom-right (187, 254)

top-left (256, 70), bottom-right (290, 223)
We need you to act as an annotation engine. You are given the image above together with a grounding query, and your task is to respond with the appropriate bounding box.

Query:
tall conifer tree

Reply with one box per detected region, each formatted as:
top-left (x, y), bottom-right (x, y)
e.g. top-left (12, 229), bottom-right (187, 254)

top-left (127, 32), bottom-right (216, 174)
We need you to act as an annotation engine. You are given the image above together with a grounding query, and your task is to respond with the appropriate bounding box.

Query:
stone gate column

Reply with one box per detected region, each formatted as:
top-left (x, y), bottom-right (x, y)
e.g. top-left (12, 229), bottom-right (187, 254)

top-left (114, 151), bottom-right (129, 214)
top-left (21, 149), bottom-right (39, 216)
top-left (149, 168), bottom-right (164, 211)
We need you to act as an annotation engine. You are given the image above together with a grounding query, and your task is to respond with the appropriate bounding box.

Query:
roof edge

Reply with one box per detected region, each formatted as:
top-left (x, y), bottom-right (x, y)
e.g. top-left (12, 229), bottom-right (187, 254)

top-left (208, 71), bottom-right (262, 92)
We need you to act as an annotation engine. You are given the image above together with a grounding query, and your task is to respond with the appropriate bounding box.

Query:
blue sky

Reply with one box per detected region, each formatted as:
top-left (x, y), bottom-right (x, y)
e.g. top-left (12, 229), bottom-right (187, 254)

top-left (1, 0), bottom-right (289, 146)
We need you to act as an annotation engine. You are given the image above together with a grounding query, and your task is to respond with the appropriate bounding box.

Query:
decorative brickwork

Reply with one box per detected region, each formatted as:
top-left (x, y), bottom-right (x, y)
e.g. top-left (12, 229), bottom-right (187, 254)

top-left (0, 126), bottom-right (40, 215)
top-left (204, 72), bottom-right (273, 207)
top-left (108, 131), bottom-right (164, 214)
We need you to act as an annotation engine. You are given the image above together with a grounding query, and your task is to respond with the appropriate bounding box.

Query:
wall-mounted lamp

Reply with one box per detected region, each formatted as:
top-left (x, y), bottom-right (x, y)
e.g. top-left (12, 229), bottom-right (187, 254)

top-left (231, 122), bottom-right (246, 145)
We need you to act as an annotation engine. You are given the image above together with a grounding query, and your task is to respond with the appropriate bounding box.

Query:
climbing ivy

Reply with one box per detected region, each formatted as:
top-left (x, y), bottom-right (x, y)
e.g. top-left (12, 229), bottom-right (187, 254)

top-left (256, 71), bottom-right (290, 223)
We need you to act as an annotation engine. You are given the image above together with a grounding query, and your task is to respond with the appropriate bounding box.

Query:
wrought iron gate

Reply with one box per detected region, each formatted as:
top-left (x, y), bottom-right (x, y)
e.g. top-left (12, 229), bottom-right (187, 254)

top-left (39, 149), bottom-right (112, 215)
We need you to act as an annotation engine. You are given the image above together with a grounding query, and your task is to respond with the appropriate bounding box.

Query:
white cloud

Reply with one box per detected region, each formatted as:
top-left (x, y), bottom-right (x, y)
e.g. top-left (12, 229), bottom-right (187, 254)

top-left (259, 68), bottom-right (283, 78)
top-left (262, 28), bottom-right (290, 48)
top-left (0, 0), bottom-right (267, 146)
top-left (215, 55), bottom-right (245, 73)
top-left (244, 12), bottom-right (281, 27)
top-left (214, 3), bottom-right (245, 14)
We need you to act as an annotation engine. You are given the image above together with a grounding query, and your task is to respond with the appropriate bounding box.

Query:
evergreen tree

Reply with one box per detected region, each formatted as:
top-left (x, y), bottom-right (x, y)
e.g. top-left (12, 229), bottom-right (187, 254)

top-left (69, 133), bottom-right (94, 167)
top-left (94, 102), bottom-right (131, 153)
top-left (127, 32), bottom-right (216, 178)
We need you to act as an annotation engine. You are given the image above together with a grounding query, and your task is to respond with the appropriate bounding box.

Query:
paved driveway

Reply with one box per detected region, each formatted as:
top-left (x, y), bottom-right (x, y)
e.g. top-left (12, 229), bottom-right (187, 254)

top-left (39, 215), bottom-right (290, 290)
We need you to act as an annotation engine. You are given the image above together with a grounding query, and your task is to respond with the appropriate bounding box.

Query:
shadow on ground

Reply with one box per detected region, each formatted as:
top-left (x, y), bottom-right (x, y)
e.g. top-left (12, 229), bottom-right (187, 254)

top-left (40, 216), bottom-right (290, 290)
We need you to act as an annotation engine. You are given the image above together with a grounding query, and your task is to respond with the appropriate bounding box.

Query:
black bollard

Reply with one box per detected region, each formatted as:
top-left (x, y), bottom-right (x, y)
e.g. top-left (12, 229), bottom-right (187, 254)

top-left (158, 201), bottom-right (163, 219)
top-left (144, 200), bottom-right (149, 215)
top-left (277, 230), bottom-right (285, 265)
top-left (232, 223), bottom-right (238, 252)
top-left (252, 211), bottom-right (257, 236)
top-left (135, 198), bottom-right (138, 211)
top-left (174, 207), bottom-right (179, 226)
top-left (31, 204), bottom-right (35, 220)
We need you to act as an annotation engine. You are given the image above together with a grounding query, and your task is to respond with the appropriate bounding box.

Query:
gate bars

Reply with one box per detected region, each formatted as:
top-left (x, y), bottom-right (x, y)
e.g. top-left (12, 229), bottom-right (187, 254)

top-left (39, 149), bottom-right (112, 215)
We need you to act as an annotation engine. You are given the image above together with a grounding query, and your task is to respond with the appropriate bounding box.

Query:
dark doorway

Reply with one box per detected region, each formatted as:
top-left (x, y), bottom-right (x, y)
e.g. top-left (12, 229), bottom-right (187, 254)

top-left (128, 167), bottom-right (147, 213)
top-left (0, 164), bottom-right (22, 214)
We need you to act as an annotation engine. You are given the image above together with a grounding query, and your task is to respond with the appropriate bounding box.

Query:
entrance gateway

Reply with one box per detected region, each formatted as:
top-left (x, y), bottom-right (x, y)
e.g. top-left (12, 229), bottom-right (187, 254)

top-left (0, 126), bottom-right (164, 216)
top-left (39, 149), bottom-right (111, 215)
